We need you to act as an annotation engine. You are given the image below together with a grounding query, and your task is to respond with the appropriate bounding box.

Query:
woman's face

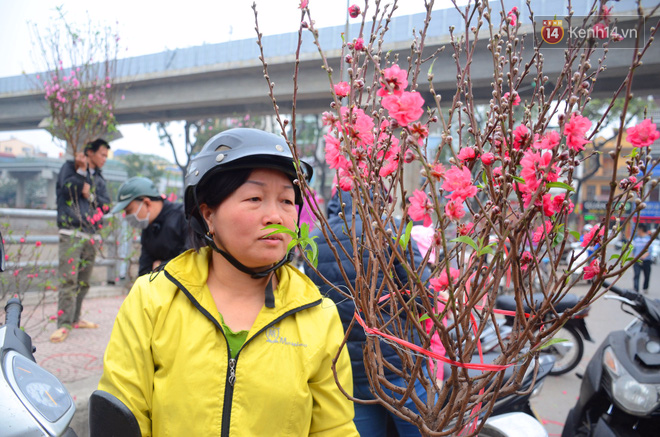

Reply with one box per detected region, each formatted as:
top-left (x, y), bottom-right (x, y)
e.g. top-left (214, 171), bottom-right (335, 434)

top-left (202, 168), bottom-right (298, 269)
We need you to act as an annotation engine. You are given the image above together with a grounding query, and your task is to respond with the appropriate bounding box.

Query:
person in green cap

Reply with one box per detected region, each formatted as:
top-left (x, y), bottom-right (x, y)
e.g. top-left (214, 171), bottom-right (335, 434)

top-left (111, 177), bottom-right (190, 276)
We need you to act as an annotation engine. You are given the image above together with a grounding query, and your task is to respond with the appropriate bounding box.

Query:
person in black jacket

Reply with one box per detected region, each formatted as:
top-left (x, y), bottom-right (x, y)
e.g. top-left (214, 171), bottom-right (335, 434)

top-left (51, 138), bottom-right (111, 343)
top-left (305, 189), bottom-right (431, 437)
top-left (110, 177), bottom-right (190, 277)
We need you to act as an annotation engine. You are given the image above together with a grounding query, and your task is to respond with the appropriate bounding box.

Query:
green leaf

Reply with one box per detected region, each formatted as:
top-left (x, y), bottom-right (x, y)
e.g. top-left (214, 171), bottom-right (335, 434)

top-left (451, 236), bottom-right (478, 252)
top-left (546, 182), bottom-right (575, 192)
top-left (262, 224), bottom-right (297, 238)
top-left (305, 242), bottom-right (319, 268)
top-left (511, 175), bottom-right (525, 184)
top-left (569, 230), bottom-right (581, 240)
top-left (299, 222), bottom-right (311, 239)
top-left (419, 314), bottom-right (431, 323)
top-left (477, 239), bottom-right (497, 256)
top-left (427, 59), bottom-right (437, 77)
top-left (478, 246), bottom-right (495, 256)
top-left (399, 221), bottom-right (414, 250)
top-left (539, 337), bottom-right (568, 350)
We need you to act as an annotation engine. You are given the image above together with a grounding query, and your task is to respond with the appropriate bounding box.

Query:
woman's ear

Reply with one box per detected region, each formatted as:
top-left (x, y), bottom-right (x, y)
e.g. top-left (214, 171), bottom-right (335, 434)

top-left (198, 203), bottom-right (215, 234)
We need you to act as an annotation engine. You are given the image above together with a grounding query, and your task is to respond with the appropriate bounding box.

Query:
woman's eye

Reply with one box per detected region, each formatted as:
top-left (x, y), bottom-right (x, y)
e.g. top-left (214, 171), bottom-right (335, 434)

top-left (248, 197), bottom-right (261, 202)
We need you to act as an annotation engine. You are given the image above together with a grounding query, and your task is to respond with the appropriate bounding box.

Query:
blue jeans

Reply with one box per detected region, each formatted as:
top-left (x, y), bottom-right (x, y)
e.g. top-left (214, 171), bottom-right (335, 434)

top-left (353, 376), bottom-right (427, 437)
top-left (633, 259), bottom-right (652, 292)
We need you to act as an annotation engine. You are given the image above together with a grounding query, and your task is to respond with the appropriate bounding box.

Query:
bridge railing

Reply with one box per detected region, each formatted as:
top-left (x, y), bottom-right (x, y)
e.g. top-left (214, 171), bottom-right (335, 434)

top-left (0, 208), bottom-right (138, 293)
top-left (0, 0), bottom-right (650, 96)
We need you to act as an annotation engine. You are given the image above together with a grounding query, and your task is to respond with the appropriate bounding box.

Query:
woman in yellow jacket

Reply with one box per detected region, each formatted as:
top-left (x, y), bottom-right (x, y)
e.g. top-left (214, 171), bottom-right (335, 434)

top-left (97, 129), bottom-right (357, 436)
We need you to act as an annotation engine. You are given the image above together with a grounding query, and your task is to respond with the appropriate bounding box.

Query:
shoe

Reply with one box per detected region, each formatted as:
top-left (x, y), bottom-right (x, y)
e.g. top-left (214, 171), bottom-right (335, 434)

top-left (74, 319), bottom-right (99, 329)
top-left (50, 327), bottom-right (69, 343)
top-left (644, 289), bottom-right (649, 294)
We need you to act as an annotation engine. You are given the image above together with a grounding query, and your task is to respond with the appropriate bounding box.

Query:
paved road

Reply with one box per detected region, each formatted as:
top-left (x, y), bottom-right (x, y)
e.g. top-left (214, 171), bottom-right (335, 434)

top-left (18, 287), bottom-right (125, 437)
top-left (531, 268), bottom-right (655, 436)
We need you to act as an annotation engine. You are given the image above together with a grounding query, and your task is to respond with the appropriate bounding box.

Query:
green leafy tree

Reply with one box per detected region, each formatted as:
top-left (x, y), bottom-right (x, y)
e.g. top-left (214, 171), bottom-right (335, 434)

top-left (116, 153), bottom-right (167, 184)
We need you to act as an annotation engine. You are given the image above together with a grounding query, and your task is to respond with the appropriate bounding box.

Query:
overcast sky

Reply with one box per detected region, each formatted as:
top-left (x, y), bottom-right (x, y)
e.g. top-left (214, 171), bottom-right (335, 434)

top-left (0, 0), bottom-right (458, 160)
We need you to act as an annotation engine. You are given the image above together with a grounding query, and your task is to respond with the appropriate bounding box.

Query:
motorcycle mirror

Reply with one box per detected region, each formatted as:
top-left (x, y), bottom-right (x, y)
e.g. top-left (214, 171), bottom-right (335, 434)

top-left (89, 390), bottom-right (141, 437)
top-left (0, 230), bottom-right (5, 272)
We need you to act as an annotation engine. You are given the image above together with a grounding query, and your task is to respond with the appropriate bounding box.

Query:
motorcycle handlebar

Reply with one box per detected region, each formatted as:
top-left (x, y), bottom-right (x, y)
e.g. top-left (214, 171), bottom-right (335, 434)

top-left (602, 281), bottom-right (643, 304)
top-left (4, 297), bottom-right (22, 329)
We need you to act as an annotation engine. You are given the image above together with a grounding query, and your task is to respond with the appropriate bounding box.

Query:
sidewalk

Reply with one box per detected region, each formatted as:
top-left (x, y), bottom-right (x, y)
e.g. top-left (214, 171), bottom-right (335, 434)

top-left (21, 285), bottom-right (127, 437)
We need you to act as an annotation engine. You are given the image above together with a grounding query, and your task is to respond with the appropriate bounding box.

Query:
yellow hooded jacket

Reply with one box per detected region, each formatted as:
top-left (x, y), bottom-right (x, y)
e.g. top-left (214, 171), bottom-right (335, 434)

top-left (98, 248), bottom-right (357, 436)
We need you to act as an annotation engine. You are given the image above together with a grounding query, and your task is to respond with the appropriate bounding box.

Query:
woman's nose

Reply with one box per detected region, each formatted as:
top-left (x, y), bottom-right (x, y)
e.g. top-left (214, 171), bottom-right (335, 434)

top-left (263, 201), bottom-right (284, 225)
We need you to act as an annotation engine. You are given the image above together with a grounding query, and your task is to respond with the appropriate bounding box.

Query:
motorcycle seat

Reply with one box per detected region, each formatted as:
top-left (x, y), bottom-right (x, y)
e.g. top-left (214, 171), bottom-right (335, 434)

top-left (495, 293), bottom-right (579, 313)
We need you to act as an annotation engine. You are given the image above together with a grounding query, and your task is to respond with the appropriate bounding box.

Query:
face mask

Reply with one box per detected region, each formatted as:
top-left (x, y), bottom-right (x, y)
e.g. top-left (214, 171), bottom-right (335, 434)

top-left (126, 201), bottom-right (150, 230)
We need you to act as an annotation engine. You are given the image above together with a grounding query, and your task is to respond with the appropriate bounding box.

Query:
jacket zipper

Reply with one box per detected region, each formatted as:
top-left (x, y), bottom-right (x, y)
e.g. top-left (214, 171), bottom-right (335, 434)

top-left (219, 300), bottom-right (321, 437)
top-left (164, 270), bottom-right (322, 437)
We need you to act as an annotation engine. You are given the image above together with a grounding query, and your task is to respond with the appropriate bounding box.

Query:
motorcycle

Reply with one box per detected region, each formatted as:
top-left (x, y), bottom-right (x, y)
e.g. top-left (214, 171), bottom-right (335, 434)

top-left (496, 293), bottom-right (593, 376)
top-left (0, 230), bottom-right (78, 436)
top-left (562, 281), bottom-right (660, 436)
top-left (0, 298), bottom-right (78, 437)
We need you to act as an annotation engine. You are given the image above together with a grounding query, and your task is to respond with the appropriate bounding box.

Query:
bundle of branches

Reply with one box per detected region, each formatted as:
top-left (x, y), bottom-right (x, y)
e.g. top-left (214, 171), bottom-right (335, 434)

top-left (255, 0), bottom-right (659, 434)
top-left (31, 6), bottom-right (122, 154)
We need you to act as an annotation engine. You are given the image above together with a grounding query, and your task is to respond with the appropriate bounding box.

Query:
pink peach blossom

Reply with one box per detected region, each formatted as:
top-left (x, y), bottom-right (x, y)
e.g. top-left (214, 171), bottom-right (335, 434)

top-left (564, 113), bottom-right (592, 152)
top-left (382, 91), bottom-right (425, 126)
top-left (334, 81), bottom-right (350, 98)
top-left (581, 225), bottom-right (604, 248)
top-left (408, 190), bottom-right (434, 227)
top-left (377, 64), bottom-right (408, 97)
top-left (513, 124), bottom-right (530, 150)
top-left (430, 268), bottom-right (460, 291)
top-left (533, 221), bottom-right (553, 244)
top-left (583, 259), bottom-right (603, 280)
top-left (481, 152), bottom-right (495, 165)
top-left (552, 193), bottom-right (574, 214)
top-left (444, 200), bottom-right (465, 221)
top-left (458, 147), bottom-right (477, 162)
top-left (503, 92), bottom-right (521, 106)
top-left (507, 7), bottom-right (518, 26)
top-left (442, 166), bottom-right (478, 202)
top-left (626, 119), bottom-right (659, 148)
top-left (429, 163), bottom-right (446, 181)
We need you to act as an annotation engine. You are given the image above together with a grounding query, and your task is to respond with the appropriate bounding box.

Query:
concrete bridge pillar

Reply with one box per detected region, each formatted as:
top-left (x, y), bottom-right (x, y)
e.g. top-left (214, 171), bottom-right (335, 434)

top-left (41, 169), bottom-right (57, 209)
top-left (8, 171), bottom-right (36, 208)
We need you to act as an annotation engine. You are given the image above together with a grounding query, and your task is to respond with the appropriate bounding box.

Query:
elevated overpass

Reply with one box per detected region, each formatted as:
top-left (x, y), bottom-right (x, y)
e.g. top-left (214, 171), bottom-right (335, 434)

top-left (0, 0), bottom-right (657, 131)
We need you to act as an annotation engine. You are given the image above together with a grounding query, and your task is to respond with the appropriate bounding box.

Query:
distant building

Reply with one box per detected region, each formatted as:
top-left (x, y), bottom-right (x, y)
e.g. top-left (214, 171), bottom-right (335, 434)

top-left (0, 138), bottom-right (47, 158)
top-left (580, 128), bottom-right (660, 226)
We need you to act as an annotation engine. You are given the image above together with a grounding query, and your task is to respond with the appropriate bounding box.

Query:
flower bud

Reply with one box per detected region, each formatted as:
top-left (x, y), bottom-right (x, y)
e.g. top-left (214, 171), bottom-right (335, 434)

top-left (348, 4), bottom-right (361, 18)
top-left (404, 149), bottom-right (416, 163)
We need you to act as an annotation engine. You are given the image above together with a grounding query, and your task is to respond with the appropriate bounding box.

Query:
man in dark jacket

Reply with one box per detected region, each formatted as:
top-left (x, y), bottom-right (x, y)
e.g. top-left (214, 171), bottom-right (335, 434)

top-left (305, 189), bottom-right (431, 437)
top-left (51, 138), bottom-right (111, 343)
top-left (111, 177), bottom-right (190, 276)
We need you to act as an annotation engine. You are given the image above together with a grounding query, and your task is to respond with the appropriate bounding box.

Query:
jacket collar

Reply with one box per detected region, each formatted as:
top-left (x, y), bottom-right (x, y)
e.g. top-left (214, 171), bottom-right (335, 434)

top-left (162, 248), bottom-right (323, 331)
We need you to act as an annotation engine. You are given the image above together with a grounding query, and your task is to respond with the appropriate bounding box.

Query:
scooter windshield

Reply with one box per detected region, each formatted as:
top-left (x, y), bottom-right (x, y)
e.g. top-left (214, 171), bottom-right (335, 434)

top-left (8, 353), bottom-right (73, 422)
